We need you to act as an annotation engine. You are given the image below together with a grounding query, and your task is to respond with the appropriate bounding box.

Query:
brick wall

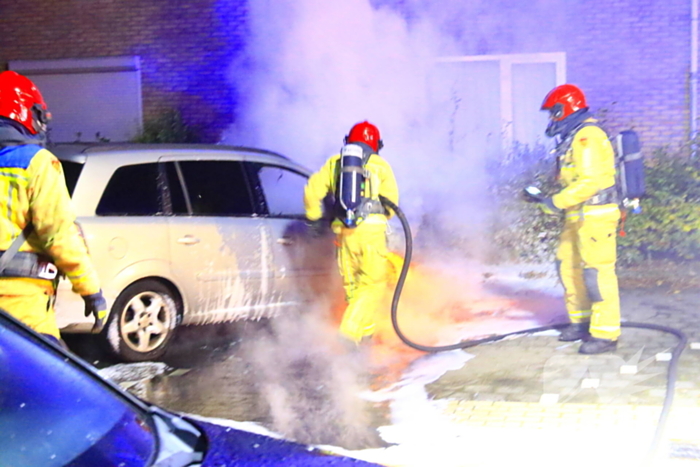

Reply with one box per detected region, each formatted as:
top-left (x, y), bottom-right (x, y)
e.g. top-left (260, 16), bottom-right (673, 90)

top-left (0, 0), bottom-right (248, 143)
top-left (566, 0), bottom-right (692, 152)
top-left (1, 0), bottom-right (695, 150)
top-left (413, 0), bottom-right (694, 152)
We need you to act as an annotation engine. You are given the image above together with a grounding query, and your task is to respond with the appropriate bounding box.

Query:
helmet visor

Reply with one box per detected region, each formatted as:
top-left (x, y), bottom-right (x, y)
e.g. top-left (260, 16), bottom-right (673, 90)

top-left (547, 103), bottom-right (565, 121)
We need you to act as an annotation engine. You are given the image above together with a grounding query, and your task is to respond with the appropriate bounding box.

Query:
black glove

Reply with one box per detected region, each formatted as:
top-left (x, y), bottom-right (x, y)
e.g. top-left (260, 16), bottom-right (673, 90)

top-left (523, 186), bottom-right (562, 215)
top-left (536, 197), bottom-right (562, 216)
top-left (83, 290), bottom-right (108, 333)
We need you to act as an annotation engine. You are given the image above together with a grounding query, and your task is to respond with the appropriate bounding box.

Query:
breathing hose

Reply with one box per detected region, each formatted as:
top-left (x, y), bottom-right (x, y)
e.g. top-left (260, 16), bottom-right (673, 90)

top-left (379, 195), bottom-right (688, 462)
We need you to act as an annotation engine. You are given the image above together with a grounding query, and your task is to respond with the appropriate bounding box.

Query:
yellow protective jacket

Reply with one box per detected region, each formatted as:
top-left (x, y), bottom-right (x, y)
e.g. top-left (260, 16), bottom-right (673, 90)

top-left (551, 120), bottom-right (617, 211)
top-left (0, 144), bottom-right (101, 296)
top-left (304, 153), bottom-right (399, 229)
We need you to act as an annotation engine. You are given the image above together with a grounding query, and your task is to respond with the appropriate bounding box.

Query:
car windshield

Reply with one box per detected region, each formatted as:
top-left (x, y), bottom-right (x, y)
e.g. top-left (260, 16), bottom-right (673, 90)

top-left (0, 314), bottom-right (157, 467)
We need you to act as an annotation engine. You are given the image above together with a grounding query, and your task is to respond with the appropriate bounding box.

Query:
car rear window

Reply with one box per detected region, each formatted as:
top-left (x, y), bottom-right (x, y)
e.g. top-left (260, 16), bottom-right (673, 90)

top-left (59, 160), bottom-right (84, 197)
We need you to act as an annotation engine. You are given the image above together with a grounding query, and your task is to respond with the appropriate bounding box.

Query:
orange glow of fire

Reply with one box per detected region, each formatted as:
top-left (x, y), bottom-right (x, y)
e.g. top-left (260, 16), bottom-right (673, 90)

top-left (372, 252), bottom-right (516, 347)
top-left (325, 251), bottom-right (565, 378)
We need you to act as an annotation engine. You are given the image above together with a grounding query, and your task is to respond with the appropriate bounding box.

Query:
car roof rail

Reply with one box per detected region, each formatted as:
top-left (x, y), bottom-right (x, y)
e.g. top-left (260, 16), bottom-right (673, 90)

top-left (47, 142), bottom-right (292, 161)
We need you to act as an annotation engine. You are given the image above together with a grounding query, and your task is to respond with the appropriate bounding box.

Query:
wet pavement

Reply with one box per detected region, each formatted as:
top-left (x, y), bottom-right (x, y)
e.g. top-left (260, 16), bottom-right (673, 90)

top-left (69, 315), bottom-right (394, 450)
top-left (64, 261), bottom-right (700, 466)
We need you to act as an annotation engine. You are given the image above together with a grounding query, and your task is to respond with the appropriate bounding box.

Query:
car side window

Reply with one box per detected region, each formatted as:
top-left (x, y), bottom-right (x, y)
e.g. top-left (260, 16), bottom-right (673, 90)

top-left (172, 160), bottom-right (254, 216)
top-left (250, 163), bottom-right (308, 218)
top-left (96, 163), bottom-right (163, 216)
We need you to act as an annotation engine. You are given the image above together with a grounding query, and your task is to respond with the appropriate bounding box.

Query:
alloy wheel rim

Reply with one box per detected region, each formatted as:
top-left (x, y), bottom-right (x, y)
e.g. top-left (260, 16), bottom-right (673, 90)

top-left (120, 291), bottom-right (172, 353)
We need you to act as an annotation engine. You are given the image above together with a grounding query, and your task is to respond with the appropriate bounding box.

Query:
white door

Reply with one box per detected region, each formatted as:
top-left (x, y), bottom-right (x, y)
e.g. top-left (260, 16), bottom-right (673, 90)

top-left (511, 62), bottom-right (558, 149)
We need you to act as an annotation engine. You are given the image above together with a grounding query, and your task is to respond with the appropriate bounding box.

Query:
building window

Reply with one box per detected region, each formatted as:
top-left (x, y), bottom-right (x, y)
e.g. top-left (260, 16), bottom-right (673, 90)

top-left (436, 52), bottom-right (566, 154)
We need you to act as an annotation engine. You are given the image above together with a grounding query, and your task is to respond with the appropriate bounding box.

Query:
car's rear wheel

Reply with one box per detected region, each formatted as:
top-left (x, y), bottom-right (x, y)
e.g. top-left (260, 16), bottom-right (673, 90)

top-left (101, 280), bottom-right (179, 362)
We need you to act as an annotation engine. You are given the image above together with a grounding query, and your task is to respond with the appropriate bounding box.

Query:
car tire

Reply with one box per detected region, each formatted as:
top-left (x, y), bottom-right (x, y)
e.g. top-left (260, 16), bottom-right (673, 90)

top-left (101, 280), bottom-right (179, 362)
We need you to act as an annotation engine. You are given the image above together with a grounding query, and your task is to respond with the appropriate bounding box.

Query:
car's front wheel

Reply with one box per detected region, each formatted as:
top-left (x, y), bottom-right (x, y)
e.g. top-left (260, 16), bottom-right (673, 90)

top-left (101, 280), bottom-right (179, 362)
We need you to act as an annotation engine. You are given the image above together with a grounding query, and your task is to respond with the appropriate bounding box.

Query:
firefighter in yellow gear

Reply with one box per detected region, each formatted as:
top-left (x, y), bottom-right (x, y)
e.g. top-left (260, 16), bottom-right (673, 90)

top-left (304, 121), bottom-right (399, 343)
top-left (528, 84), bottom-right (621, 355)
top-left (0, 71), bottom-right (106, 342)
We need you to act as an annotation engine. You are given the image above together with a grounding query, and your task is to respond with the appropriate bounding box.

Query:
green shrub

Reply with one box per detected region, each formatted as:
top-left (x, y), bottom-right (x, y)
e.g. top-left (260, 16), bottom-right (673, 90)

top-left (132, 109), bottom-right (200, 144)
top-left (487, 142), bottom-right (560, 263)
top-left (488, 143), bottom-right (700, 266)
top-left (617, 148), bottom-right (700, 264)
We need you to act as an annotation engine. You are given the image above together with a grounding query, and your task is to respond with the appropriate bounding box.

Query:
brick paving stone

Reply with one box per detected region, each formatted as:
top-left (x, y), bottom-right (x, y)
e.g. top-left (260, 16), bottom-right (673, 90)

top-left (426, 288), bottom-right (700, 462)
top-left (444, 400), bottom-right (664, 432)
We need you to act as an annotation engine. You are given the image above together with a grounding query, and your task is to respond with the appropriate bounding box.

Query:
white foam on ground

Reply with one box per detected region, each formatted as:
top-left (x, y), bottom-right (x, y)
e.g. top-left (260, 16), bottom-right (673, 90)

top-left (336, 265), bottom-right (658, 466)
top-left (180, 265), bottom-right (665, 466)
top-left (343, 347), bottom-right (656, 467)
top-left (480, 262), bottom-right (562, 295)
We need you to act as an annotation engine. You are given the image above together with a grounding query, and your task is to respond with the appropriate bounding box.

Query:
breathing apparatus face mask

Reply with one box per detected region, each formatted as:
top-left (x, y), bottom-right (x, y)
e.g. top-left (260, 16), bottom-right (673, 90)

top-left (544, 104), bottom-right (563, 137)
top-left (545, 107), bottom-right (591, 139)
top-left (31, 104), bottom-right (51, 137)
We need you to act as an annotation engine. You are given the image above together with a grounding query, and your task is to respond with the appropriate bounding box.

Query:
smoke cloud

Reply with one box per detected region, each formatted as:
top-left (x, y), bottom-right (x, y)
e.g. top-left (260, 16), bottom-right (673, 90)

top-left (220, 0), bottom-right (548, 448)
top-left (240, 304), bottom-right (384, 448)
top-left (223, 0), bottom-right (498, 256)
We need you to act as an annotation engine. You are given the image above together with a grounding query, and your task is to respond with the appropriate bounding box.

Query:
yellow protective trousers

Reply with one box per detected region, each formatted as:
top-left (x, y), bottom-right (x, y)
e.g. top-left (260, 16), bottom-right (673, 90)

top-left (336, 223), bottom-right (390, 343)
top-left (0, 278), bottom-right (59, 338)
top-left (556, 205), bottom-right (621, 340)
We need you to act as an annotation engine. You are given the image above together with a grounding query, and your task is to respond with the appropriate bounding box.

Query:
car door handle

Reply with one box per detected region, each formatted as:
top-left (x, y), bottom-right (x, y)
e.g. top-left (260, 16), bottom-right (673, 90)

top-left (276, 237), bottom-right (294, 246)
top-left (177, 235), bottom-right (201, 245)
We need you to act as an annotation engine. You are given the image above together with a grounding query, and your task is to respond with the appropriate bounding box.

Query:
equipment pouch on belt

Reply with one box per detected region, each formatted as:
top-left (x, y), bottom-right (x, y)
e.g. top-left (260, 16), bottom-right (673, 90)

top-left (357, 199), bottom-right (387, 217)
top-left (584, 185), bottom-right (619, 206)
top-left (0, 251), bottom-right (58, 280)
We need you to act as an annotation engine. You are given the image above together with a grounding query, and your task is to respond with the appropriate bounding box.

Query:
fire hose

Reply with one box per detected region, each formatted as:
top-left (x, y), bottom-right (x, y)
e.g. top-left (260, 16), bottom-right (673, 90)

top-left (379, 195), bottom-right (688, 463)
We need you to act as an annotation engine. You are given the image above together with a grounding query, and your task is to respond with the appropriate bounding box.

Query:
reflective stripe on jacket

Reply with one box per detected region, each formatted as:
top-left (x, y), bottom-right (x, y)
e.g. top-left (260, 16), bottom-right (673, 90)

top-left (0, 145), bottom-right (100, 295)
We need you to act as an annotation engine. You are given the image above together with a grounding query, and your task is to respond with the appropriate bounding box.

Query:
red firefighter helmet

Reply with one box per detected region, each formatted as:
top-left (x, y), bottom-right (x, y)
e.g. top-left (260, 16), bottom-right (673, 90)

top-left (0, 71), bottom-right (51, 135)
top-left (541, 84), bottom-right (588, 121)
top-left (345, 121), bottom-right (383, 153)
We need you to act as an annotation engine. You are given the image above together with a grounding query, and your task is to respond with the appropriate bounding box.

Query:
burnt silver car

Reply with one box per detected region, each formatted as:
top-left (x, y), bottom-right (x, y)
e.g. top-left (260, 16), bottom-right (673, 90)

top-left (53, 144), bottom-right (335, 362)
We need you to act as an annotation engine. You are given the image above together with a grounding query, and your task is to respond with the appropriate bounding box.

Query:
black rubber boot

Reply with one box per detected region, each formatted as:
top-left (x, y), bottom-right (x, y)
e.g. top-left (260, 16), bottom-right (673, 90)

top-left (558, 322), bottom-right (590, 342)
top-left (579, 337), bottom-right (618, 354)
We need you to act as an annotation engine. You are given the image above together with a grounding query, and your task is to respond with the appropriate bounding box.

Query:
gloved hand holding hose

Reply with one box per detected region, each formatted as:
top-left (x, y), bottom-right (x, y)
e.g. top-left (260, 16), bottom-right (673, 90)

top-left (82, 290), bottom-right (107, 333)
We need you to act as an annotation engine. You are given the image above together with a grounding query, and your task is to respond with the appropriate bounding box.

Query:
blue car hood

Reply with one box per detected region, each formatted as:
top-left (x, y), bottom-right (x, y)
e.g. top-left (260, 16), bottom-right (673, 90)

top-left (188, 418), bottom-right (383, 466)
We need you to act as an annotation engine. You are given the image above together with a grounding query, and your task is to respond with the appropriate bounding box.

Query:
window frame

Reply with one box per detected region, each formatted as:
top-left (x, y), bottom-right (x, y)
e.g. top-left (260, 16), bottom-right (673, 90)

top-left (165, 159), bottom-right (257, 217)
top-left (436, 52), bottom-right (566, 152)
top-left (95, 161), bottom-right (167, 217)
top-left (244, 162), bottom-right (310, 220)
